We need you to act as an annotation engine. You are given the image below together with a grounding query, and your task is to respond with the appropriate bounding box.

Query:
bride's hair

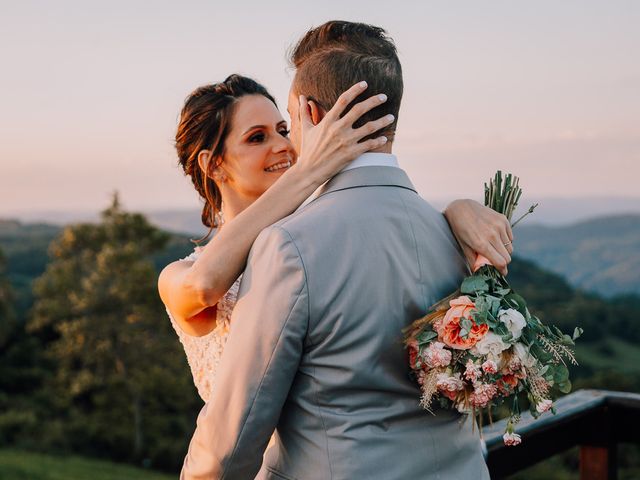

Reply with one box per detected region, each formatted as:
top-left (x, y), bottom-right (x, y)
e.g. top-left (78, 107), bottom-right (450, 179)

top-left (175, 74), bottom-right (276, 238)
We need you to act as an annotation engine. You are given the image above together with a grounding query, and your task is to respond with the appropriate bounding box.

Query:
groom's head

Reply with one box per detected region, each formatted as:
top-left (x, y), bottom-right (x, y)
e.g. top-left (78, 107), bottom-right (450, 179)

top-left (287, 21), bottom-right (403, 153)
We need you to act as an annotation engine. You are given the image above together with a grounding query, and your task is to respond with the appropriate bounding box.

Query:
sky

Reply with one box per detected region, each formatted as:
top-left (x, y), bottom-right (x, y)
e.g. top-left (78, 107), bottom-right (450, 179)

top-left (1, 0), bottom-right (638, 215)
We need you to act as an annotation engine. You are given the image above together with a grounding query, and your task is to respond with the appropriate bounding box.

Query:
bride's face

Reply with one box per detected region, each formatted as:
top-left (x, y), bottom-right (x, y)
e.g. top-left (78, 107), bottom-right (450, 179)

top-left (218, 94), bottom-right (297, 204)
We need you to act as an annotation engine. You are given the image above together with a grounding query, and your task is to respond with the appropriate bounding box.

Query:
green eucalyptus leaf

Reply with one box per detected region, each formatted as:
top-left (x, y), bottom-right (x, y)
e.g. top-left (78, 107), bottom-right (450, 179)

top-left (560, 334), bottom-right (575, 346)
top-left (461, 317), bottom-right (473, 332)
top-left (553, 365), bottom-right (569, 383)
top-left (461, 276), bottom-right (489, 294)
top-left (417, 329), bottom-right (438, 344)
top-left (505, 293), bottom-right (527, 311)
top-left (557, 380), bottom-right (572, 394)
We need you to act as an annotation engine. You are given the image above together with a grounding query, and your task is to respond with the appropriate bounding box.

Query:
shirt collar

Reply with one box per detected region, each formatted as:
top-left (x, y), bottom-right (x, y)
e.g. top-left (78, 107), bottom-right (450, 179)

top-left (341, 152), bottom-right (400, 172)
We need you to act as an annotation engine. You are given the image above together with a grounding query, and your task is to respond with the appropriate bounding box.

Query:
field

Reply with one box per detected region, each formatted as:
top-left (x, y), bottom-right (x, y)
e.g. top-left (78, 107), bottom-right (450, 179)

top-left (0, 450), bottom-right (174, 480)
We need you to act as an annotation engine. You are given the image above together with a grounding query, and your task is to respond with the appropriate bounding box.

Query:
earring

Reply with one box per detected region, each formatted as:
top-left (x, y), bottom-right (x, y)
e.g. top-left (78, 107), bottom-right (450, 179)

top-left (213, 170), bottom-right (227, 183)
top-left (215, 202), bottom-right (225, 227)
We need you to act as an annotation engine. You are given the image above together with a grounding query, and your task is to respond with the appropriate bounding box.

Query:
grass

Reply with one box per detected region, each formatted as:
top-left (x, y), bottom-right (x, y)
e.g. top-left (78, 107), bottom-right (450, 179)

top-left (0, 450), bottom-right (174, 480)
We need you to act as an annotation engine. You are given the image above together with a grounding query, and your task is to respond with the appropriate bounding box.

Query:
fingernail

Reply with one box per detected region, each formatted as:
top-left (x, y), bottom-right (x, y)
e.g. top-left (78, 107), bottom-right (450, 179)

top-left (386, 114), bottom-right (395, 122)
top-left (378, 94), bottom-right (387, 102)
top-left (379, 136), bottom-right (388, 144)
top-left (359, 81), bottom-right (367, 89)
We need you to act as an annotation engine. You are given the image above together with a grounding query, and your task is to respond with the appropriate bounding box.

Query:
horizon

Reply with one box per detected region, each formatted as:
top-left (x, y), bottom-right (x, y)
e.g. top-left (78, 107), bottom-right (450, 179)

top-left (4, 195), bottom-right (640, 233)
top-left (1, 1), bottom-right (638, 212)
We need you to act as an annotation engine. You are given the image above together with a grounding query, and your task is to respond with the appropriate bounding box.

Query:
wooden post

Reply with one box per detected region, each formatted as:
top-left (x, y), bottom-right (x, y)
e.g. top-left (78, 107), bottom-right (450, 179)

top-left (580, 445), bottom-right (617, 480)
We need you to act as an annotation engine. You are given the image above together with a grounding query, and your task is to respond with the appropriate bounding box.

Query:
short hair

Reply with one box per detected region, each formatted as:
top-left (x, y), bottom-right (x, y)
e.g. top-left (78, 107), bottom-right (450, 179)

top-left (290, 21), bottom-right (403, 140)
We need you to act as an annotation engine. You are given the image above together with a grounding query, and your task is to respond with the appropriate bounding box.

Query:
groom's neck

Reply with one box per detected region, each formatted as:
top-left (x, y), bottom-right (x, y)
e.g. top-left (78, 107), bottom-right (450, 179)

top-left (368, 142), bottom-right (393, 154)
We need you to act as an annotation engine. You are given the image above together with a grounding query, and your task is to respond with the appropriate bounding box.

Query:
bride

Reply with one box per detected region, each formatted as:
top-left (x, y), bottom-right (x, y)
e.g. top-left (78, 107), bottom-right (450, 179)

top-left (158, 74), bottom-right (514, 403)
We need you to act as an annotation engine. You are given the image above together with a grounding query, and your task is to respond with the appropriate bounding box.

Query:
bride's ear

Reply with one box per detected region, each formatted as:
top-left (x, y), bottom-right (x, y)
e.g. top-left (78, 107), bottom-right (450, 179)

top-left (197, 150), bottom-right (227, 182)
top-left (308, 100), bottom-right (325, 126)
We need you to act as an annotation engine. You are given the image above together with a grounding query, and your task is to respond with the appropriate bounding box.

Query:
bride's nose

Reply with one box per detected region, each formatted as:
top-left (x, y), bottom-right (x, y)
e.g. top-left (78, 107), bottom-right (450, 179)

top-left (272, 133), bottom-right (294, 154)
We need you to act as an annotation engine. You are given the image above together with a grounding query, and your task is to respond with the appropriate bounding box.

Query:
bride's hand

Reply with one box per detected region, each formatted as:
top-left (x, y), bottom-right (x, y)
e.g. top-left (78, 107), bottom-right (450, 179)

top-left (295, 81), bottom-right (394, 183)
top-left (444, 199), bottom-right (514, 275)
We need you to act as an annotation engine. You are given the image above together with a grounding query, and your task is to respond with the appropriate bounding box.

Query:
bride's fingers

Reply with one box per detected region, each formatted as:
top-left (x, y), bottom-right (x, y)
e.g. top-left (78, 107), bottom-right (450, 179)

top-left (475, 234), bottom-right (509, 274)
top-left (495, 217), bottom-right (514, 255)
top-left (339, 92), bottom-right (388, 127)
top-left (352, 135), bottom-right (388, 156)
top-left (351, 113), bottom-right (395, 141)
top-left (500, 230), bottom-right (514, 255)
top-left (489, 235), bottom-right (512, 269)
top-left (505, 218), bottom-right (514, 243)
top-left (323, 81), bottom-right (369, 122)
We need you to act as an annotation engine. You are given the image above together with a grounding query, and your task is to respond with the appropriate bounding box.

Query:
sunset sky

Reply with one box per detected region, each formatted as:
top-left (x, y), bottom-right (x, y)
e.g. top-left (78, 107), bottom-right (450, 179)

top-left (1, 0), bottom-right (638, 215)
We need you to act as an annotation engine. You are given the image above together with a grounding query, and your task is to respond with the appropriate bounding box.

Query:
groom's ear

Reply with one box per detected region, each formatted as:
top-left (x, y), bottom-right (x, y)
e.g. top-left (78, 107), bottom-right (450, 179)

top-left (308, 100), bottom-right (325, 126)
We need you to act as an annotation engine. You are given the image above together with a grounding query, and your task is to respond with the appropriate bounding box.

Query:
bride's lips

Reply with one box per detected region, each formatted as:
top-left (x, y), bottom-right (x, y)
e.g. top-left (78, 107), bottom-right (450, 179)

top-left (264, 160), bottom-right (292, 173)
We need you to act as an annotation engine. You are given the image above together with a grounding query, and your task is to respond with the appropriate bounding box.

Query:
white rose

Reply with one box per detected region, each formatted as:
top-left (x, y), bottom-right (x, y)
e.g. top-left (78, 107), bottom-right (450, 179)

top-left (471, 332), bottom-right (510, 357)
top-left (513, 342), bottom-right (537, 368)
top-left (498, 308), bottom-right (527, 340)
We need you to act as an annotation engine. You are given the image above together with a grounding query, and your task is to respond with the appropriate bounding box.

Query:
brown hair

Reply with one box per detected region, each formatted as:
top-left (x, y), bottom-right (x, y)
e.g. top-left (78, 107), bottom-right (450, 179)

top-left (175, 74), bottom-right (276, 239)
top-left (290, 21), bottom-right (403, 141)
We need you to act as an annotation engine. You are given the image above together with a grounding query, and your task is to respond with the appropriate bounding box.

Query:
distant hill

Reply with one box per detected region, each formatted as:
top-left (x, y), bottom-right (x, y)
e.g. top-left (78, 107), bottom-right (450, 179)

top-left (514, 214), bottom-right (640, 297)
top-left (2, 211), bottom-right (639, 299)
top-left (4, 196), bottom-right (640, 234)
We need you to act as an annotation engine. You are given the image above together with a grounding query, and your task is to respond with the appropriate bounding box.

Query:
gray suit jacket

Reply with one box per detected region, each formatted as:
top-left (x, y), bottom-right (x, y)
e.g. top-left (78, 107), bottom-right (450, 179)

top-left (181, 166), bottom-right (490, 480)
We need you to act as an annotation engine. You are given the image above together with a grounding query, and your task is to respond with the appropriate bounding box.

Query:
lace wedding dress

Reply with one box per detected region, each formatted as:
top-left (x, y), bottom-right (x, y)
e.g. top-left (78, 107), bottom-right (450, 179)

top-left (166, 249), bottom-right (242, 402)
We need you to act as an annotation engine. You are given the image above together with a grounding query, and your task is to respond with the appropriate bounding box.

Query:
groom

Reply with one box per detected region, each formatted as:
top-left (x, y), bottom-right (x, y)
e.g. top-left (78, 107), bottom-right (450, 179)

top-left (182, 21), bottom-right (490, 480)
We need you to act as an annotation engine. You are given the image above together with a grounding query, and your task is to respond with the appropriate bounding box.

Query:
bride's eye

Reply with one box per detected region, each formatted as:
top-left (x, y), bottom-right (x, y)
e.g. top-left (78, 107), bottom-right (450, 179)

top-left (279, 129), bottom-right (290, 138)
top-left (248, 132), bottom-right (265, 143)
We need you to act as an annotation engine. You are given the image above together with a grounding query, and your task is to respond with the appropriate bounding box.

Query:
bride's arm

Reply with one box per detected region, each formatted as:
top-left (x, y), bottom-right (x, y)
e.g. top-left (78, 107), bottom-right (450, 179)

top-left (159, 82), bottom-right (393, 336)
top-left (443, 199), bottom-right (515, 275)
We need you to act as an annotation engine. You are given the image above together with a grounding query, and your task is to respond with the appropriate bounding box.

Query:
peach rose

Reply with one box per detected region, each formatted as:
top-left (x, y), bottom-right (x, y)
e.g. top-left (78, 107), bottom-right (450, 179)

top-left (501, 374), bottom-right (519, 388)
top-left (407, 339), bottom-right (420, 369)
top-left (435, 296), bottom-right (489, 350)
top-left (472, 254), bottom-right (493, 273)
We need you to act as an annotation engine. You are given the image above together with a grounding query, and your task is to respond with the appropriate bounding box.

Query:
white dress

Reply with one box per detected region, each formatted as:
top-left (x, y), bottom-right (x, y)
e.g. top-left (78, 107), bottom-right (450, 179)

top-left (166, 248), bottom-right (242, 402)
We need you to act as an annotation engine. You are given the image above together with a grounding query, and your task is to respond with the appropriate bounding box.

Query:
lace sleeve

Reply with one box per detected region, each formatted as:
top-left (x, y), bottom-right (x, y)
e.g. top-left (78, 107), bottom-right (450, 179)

top-left (165, 248), bottom-right (242, 402)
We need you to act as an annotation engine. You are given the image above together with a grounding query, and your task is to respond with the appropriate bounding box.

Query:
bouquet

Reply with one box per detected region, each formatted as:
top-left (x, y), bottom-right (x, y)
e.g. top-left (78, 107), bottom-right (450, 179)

top-left (404, 171), bottom-right (583, 446)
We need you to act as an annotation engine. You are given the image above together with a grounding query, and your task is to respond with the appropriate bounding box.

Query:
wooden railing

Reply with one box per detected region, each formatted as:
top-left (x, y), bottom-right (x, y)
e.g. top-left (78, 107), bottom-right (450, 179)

top-left (482, 389), bottom-right (640, 479)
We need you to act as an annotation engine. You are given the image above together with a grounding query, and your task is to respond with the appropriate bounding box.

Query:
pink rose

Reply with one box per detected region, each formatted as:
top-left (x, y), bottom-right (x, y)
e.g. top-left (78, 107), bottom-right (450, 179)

top-left (536, 399), bottom-right (553, 413)
top-left (464, 360), bottom-right (482, 382)
top-left (482, 359), bottom-right (498, 374)
top-left (424, 342), bottom-right (452, 368)
top-left (436, 373), bottom-right (465, 395)
top-left (469, 382), bottom-right (498, 408)
top-left (503, 432), bottom-right (522, 446)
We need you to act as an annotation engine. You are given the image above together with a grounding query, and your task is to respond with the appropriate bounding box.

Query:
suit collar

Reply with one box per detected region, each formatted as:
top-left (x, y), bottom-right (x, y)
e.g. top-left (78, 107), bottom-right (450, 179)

top-left (313, 166), bottom-right (417, 202)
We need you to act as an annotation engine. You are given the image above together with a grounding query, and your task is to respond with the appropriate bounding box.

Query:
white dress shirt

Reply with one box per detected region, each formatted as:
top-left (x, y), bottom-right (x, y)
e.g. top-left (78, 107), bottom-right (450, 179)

top-left (296, 153), bottom-right (400, 211)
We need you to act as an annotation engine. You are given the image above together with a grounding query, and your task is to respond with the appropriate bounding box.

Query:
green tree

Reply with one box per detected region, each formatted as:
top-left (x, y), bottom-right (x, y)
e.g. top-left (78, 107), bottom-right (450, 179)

top-left (0, 247), bottom-right (14, 337)
top-left (28, 194), bottom-right (200, 469)
top-left (0, 246), bottom-right (46, 446)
